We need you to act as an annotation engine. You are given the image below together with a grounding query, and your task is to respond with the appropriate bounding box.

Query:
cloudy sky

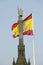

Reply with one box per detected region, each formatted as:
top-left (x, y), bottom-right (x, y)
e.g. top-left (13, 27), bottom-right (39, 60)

top-left (0, 0), bottom-right (43, 65)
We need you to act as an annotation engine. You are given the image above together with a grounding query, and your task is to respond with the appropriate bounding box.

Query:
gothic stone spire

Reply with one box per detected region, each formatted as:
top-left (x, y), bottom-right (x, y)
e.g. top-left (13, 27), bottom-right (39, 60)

top-left (12, 8), bottom-right (31, 65)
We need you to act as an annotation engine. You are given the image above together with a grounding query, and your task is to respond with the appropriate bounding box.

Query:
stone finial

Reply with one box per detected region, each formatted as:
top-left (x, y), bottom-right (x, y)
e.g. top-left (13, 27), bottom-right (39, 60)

top-left (12, 58), bottom-right (15, 65)
top-left (18, 8), bottom-right (23, 16)
top-left (28, 59), bottom-right (31, 65)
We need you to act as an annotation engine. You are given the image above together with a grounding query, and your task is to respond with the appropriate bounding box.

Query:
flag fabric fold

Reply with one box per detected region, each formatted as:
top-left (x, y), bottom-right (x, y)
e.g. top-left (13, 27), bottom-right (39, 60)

top-left (12, 13), bottom-right (33, 38)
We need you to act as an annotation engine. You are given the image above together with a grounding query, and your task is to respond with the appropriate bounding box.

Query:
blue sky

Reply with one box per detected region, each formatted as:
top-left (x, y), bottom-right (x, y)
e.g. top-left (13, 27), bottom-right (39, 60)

top-left (0, 0), bottom-right (43, 65)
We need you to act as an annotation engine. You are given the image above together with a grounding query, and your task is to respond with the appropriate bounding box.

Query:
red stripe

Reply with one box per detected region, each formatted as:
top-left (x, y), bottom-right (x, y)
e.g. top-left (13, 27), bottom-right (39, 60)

top-left (23, 13), bottom-right (32, 21)
top-left (12, 23), bottom-right (18, 30)
top-left (13, 34), bottom-right (19, 38)
top-left (13, 34), bottom-right (16, 38)
top-left (13, 30), bottom-right (33, 38)
top-left (23, 30), bottom-right (33, 35)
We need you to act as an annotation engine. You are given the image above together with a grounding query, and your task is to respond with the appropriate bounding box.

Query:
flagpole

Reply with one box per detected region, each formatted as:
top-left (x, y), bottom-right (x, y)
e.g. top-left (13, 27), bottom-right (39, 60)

top-left (32, 13), bottom-right (36, 65)
top-left (32, 36), bottom-right (36, 65)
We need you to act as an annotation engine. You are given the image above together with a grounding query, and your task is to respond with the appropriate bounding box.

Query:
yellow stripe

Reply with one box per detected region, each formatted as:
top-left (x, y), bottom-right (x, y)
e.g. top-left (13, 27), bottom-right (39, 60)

top-left (12, 24), bottom-right (19, 35)
top-left (23, 19), bottom-right (33, 32)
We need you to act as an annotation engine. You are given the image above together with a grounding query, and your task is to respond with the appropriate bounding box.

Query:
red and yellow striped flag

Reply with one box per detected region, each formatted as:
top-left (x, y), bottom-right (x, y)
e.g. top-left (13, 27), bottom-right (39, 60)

top-left (12, 13), bottom-right (33, 38)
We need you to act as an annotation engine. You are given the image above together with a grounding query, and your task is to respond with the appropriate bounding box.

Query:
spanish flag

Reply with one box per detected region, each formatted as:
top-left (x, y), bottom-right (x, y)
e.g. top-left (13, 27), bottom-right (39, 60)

top-left (12, 13), bottom-right (33, 38)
